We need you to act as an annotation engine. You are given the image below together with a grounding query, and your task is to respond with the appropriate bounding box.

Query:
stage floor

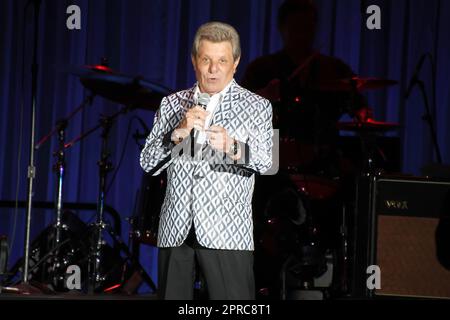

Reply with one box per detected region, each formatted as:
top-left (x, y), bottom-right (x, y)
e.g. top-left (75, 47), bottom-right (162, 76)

top-left (0, 292), bottom-right (157, 300)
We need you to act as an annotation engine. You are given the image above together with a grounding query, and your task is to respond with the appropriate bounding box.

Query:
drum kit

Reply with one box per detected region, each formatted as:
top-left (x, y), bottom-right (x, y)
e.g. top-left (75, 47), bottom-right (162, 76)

top-left (6, 59), bottom-right (169, 294)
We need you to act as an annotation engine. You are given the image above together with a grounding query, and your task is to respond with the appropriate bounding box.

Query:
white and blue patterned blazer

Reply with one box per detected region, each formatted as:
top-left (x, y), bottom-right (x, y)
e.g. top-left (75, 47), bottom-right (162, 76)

top-left (140, 79), bottom-right (273, 250)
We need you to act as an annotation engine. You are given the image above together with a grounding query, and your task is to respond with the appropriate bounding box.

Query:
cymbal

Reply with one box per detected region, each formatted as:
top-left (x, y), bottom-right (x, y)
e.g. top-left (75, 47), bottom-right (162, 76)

top-left (337, 119), bottom-right (401, 132)
top-left (63, 64), bottom-right (171, 110)
top-left (318, 76), bottom-right (398, 92)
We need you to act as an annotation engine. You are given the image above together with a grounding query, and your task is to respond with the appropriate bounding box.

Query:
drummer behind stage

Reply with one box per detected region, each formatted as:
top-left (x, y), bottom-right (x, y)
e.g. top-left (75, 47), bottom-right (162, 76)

top-left (140, 22), bottom-right (273, 300)
top-left (241, 0), bottom-right (374, 299)
top-left (241, 0), bottom-right (372, 177)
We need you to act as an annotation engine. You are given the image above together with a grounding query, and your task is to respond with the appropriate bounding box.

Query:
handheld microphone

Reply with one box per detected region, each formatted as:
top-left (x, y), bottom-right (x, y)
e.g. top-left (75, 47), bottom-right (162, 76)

top-left (405, 54), bottom-right (427, 99)
top-left (193, 93), bottom-right (211, 146)
top-left (197, 92), bottom-right (210, 109)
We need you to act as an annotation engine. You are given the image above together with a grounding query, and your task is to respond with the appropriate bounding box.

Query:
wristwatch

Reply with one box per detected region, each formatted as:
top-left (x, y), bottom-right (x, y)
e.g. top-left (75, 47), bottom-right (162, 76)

top-left (228, 138), bottom-right (240, 158)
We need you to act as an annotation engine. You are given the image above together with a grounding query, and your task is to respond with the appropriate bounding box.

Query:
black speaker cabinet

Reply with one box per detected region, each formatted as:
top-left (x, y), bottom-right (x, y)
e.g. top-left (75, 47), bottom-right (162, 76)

top-left (352, 175), bottom-right (450, 299)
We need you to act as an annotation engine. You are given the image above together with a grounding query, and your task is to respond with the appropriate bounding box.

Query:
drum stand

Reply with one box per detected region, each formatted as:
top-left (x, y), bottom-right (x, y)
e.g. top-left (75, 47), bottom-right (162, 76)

top-left (88, 112), bottom-right (157, 293)
top-left (66, 106), bottom-right (155, 293)
top-left (26, 94), bottom-right (95, 290)
top-left (339, 80), bottom-right (384, 296)
top-left (88, 114), bottom-right (115, 293)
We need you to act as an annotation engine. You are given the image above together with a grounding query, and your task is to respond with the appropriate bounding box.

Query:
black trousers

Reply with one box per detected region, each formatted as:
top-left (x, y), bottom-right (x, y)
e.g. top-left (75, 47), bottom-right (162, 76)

top-left (157, 225), bottom-right (255, 300)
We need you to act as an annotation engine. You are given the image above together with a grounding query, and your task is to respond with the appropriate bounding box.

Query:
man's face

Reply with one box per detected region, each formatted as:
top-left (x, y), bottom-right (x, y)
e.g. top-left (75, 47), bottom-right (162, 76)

top-left (192, 40), bottom-right (240, 95)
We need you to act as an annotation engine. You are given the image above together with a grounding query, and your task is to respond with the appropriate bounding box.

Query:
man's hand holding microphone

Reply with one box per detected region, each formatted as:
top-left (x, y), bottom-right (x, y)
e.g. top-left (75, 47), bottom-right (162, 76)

top-left (171, 106), bottom-right (210, 144)
top-left (171, 104), bottom-right (240, 159)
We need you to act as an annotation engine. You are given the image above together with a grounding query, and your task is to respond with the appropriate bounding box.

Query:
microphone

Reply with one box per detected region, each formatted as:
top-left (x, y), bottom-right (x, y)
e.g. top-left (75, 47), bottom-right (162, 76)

top-left (405, 54), bottom-right (427, 99)
top-left (197, 92), bottom-right (210, 109)
top-left (193, 93), bottom-right (210, 146)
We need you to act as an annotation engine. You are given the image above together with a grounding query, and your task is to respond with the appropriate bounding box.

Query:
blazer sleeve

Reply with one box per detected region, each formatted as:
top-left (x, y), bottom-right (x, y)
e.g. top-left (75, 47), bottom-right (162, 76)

top-left (140, 97), bottom-right (176, 175)
top-left (240, 98), bottom-right (273, 175)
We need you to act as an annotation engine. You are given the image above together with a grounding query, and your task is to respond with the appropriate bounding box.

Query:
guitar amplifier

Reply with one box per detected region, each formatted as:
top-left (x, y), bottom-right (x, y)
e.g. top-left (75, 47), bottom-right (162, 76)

top-left (352, 175), bottom-right (450, 299)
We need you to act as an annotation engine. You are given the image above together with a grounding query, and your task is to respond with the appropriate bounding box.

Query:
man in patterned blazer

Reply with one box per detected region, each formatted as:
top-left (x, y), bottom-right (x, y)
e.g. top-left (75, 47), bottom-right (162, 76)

top-left (140, 22), bottom-right (273, 300)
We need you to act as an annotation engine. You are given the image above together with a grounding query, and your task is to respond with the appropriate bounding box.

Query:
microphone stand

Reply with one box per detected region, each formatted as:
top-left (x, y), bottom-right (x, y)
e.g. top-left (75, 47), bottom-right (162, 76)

top-left (405, 53), bottom-right (442, 165)
top-left (416, 79), bottom-right (442, 164)
top-left (18, 0), bottom-right (41, 294)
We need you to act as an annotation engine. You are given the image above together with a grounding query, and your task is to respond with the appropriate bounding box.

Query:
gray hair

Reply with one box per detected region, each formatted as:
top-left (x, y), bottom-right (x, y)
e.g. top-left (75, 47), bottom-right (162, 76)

top-left (191, 22), bottom-right (241, 61)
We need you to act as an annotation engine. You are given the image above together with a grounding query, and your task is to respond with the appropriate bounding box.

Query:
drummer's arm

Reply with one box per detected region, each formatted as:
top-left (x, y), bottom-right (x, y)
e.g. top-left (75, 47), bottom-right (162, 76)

top-left (354, 106), bottom-right (374, 123)
top-left (337, 63), bottom-right (374, 122)
top-left (350, 92), bottom-right (373, 122)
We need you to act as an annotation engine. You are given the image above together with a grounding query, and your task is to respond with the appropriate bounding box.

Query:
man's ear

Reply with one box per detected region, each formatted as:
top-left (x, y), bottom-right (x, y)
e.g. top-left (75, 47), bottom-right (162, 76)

top-left (233, 56), bottom-right (241, 72)
top-left (191, 55), bottom-right (197, 70)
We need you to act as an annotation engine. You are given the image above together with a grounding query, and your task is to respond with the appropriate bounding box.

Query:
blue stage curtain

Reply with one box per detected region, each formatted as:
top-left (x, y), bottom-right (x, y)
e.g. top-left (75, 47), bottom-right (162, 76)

top-left (1, 0), bottom-right (449, 292)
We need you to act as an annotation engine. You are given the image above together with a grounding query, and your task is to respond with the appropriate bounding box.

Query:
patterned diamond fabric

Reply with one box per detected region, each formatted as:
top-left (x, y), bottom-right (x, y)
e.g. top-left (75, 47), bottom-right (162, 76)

top-left (140, 80), bottom-right (273, 250)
